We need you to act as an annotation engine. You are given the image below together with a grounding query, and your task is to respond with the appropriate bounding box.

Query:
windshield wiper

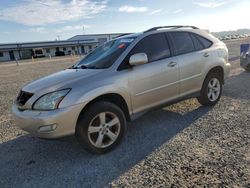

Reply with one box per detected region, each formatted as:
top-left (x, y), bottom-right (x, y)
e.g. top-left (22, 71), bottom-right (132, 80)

top-left (69, 64), bottom-right (101, 70)
top-left (70, 65), bottom-right (89, 69)
top-left (86, 65), bottom-right (100, 69)
top-left (79, 65), bottom-right (89, 69)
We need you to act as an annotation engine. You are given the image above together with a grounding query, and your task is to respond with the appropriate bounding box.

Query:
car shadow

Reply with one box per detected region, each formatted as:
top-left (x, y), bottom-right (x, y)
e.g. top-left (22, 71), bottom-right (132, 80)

top-left (0, 104), bottom-right (211, 188)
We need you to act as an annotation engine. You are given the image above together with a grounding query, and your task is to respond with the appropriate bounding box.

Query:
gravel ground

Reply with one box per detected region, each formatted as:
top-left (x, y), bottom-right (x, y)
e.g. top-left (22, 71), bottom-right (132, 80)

top-left (110, 80), bottom-right (250, 187)
top-left (0, 39), bottom-right (249, 187)
top-left (0, 60), bottom-right (74, 143)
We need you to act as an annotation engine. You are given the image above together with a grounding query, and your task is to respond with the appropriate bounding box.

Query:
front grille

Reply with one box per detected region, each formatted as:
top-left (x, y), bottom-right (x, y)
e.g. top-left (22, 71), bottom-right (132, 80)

top-left (16, 90), bottom-right (33, 106)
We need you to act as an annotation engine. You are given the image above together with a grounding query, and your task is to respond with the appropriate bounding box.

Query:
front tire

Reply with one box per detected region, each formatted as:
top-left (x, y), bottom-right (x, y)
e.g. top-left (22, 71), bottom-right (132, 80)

top-left (197, 73), bottom-right (222, 106)
top-left (75, 101), bottom-right (126, 154)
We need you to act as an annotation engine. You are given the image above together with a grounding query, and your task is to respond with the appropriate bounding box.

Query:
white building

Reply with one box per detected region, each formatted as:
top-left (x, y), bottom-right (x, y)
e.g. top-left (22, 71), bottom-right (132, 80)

top-left (0, 33), bottom-right (128, 62)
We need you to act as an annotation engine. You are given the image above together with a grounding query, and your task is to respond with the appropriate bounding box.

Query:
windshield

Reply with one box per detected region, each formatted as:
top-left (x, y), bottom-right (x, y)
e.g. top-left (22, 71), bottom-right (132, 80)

top-left (73, 37), bottom-right (136, 69)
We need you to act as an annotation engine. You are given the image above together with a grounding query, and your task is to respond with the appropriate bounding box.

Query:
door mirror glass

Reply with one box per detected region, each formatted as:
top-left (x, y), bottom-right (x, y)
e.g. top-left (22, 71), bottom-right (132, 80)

top-left (129, 53), bottom-right (148, 66)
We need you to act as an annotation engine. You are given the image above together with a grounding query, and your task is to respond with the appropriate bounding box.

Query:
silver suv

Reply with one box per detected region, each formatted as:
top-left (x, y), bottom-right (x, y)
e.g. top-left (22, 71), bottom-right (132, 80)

top-left (12, 26), bottom-right (231, 154)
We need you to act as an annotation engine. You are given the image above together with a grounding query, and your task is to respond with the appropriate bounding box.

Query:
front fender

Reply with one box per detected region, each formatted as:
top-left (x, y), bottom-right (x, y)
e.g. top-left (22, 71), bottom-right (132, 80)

top-left (60, 84), bottom-right (132, 115)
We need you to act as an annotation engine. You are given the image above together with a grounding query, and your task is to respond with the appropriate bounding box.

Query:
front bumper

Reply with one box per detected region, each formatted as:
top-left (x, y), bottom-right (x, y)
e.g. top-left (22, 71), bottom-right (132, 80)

top-left (240, 57), bottom-right (250, 69)
top-left (12, 103), bottom-right (84, 138)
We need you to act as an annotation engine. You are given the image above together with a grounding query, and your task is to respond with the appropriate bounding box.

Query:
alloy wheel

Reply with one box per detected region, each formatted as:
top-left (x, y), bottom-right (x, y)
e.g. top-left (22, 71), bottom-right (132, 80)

top-left (207, 78), bottom-right (221, 102)
top-left (87, 112), bottom-right (121, 148)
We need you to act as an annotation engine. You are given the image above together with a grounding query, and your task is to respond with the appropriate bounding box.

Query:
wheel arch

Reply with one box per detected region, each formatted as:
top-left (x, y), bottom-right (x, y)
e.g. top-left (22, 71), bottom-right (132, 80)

top-left (205, 66), bottom-right (224, 84)
top-left (77, 93), bottom-right (131, 124)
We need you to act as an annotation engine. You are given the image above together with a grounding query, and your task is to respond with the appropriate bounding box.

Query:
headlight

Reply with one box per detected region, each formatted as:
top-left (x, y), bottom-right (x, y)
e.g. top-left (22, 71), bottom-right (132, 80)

top-left (33, 89), bottom-right (71, 110)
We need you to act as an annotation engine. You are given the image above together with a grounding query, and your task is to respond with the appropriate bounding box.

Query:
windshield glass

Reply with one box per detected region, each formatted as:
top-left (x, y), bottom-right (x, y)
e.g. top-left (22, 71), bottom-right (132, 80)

top-left (73, 37), bottom-right (136, 69)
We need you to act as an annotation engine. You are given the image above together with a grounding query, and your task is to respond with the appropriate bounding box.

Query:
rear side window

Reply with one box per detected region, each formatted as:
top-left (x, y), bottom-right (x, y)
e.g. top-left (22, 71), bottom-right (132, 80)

top-left (130, 33), bottom-right (171, 62)
top-left (195, 34), bottom-right (213, 48)
top-left (170, 32), bottom-right (195, 55)
top-left (190, 34), bottom-right (204, 50)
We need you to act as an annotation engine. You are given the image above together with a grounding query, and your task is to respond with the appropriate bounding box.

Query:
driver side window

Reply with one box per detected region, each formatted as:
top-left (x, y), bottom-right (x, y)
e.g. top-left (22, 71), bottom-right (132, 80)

top-left (118, 33), bottom-right (171, 70)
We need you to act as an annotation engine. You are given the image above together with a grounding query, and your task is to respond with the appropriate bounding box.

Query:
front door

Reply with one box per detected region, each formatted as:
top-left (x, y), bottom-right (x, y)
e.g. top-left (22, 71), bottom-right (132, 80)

top-left (128, 33), bottom-right (180, 113)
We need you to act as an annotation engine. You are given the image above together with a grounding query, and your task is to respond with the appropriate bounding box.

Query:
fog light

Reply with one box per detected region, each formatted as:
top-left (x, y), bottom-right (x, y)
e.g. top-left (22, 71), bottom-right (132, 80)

top-left (38, 124), bottom-right (57, 132)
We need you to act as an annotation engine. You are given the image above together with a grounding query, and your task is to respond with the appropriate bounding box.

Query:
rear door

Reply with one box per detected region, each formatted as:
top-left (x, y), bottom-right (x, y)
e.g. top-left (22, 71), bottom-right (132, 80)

top-left (169, 32), bottom-right (212, 96)
top-left (127, 33), bottom-right (180, 113)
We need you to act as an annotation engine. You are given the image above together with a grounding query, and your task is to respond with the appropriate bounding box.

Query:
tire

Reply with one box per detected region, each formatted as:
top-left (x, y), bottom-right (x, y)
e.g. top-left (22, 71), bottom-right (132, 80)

top-left (197, 73), bottom-right (222, 106)
top-left (75, 101), bottom-right (126, 154)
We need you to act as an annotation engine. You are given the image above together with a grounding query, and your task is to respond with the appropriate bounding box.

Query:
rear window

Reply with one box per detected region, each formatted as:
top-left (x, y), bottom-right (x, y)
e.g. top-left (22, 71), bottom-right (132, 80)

top-left (170, 32), bottom-right (195, 55)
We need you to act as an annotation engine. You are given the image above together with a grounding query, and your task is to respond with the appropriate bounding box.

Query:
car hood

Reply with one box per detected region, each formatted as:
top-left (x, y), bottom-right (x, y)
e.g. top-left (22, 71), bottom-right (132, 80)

top-left (22, 68), bottom-right (104, 93)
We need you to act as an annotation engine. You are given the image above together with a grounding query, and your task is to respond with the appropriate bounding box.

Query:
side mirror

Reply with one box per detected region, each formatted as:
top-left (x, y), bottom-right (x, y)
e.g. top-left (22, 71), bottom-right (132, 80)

top-left (129, 53), bottom-right (148, 66)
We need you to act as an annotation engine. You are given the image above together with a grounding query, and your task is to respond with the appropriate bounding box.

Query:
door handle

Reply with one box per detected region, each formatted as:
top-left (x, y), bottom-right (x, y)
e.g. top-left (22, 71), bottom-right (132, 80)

top-left (203, 52), bottom-right (210, 57)
top-left (168, 61), bottom-right (177, 67)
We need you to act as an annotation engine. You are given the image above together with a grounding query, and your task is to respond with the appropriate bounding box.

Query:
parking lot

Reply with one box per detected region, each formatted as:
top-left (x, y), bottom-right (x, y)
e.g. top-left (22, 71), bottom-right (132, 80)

top-left (0, 39), bottom-right (249, 187)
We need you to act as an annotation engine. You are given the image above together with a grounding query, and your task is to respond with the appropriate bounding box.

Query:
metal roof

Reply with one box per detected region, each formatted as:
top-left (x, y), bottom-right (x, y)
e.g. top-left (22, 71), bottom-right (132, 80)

top-left (0, 40), bottom-right (98, 51)
top-left (67, 33), bottom-right (129, 40)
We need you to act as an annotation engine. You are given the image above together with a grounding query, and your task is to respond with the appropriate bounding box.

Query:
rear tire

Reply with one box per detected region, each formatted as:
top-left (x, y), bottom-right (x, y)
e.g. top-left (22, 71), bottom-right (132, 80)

top-left (197, 73), bottom-right (222, 106)
top-left (75, 101), bottom-right (126, 154)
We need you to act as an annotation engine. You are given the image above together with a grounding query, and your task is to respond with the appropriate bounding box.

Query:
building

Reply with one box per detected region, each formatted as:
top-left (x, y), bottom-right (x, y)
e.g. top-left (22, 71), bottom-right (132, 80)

top-left (0, 33), bottom-right (128, 62)
top-left (68, 33), bottom-right (128, 42)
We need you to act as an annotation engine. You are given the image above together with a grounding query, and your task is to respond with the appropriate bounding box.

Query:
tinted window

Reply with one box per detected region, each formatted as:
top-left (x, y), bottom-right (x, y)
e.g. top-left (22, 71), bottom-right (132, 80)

top-left (131, 33), bottom-right (171, 62)
top-left (74, 37), bottom-right (136, 69)
top-left (170, 32), bottom-right (195, 55)
top-left (196, 35), bottom-right (212, 48)
top-left (0, 52), bottom-right (3, 57)
top-left (190, 34), bottom-right (204, 50)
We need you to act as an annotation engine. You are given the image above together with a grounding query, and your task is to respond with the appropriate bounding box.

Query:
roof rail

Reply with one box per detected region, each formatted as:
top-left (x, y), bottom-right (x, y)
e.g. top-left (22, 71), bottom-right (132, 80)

top-left (115, 33), bottom-right (133, 38)
top-left (144, 25), bottom-right (199, 33)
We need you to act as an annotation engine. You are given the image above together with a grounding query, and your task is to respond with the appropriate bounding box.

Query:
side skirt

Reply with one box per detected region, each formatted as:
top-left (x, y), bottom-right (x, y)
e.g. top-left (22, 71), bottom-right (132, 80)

top-left (129, 91), bottom-right (200, 121)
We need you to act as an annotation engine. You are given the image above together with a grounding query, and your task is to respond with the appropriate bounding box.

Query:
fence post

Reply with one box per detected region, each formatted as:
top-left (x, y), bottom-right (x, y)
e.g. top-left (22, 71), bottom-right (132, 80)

top-left (15, 58), bottom-right (19, 66)
top-left (70, 53), bottom-right (73, 62)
